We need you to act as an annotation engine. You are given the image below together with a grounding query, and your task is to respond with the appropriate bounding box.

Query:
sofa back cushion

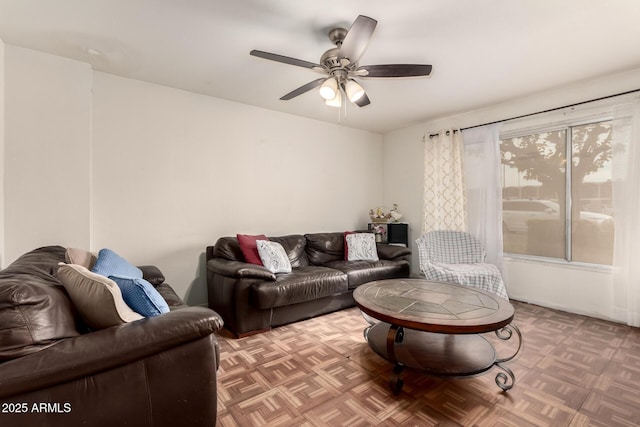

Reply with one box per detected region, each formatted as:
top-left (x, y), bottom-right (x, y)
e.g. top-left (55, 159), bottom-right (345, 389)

top-left (0, 246), bottom-right (81, 362)
top-left (268, 235), bottom-right (309, 268)
top-left (213, 237), bottom-right (245, 262)
top-left (304, 232), bottom-right (345, 265)
top-left (214, 235), bottom-right (310, 268)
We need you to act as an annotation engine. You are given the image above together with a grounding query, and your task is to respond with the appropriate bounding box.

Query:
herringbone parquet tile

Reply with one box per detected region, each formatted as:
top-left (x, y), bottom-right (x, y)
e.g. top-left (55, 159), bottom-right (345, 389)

top-left (216, 301), bottom-right (640, 426)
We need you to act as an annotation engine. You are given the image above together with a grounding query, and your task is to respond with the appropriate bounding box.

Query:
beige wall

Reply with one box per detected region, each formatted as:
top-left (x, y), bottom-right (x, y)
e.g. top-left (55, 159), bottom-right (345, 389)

top-left (3, 46), bottom-right (92, 264)
top-left (1, 45), bottom-right (382, 305)
top-left (4, 39), bottom-right (639, 321)
top-left (90, 72), bottom-right (382, 305)
top-left (383, 68), bottom-right (640, 322)
top-left (0, 39), bottom-right (4, 266)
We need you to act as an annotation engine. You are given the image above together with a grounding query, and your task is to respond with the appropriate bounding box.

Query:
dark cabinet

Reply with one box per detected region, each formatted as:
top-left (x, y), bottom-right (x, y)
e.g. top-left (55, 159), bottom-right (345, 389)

top-left (367, 222), bottom-right (409, 247)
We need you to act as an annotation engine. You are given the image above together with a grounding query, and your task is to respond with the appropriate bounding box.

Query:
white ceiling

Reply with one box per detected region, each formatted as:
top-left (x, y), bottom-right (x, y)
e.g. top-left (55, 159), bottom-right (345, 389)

top-left (1, 0), bottom-right (639, 134)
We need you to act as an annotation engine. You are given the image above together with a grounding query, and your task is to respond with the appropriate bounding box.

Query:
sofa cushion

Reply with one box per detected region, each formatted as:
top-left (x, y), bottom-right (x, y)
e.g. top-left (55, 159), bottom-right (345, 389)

top-left (325, 259), bottom-right (411, 289)
top-left (250, 266), bottom-right (348, 309)
top-left (269, 235), bottom-right (309, 268)
top-left (213, 237), bottom-right (245, 262)
top-left (109, 276), bottom-right (171, 317)
top-left (57, 263), bottom-right (144, 330)
top-left (345, 233), bottom-right (379, 261)
top-left (304, 232), bottom-right (345, 265)
top-left (0, 246), bottom-right (80, 362)
top-left (237, 234), bottom-right (268, 265)
top-left (92, 248), bottom-right (143, 279)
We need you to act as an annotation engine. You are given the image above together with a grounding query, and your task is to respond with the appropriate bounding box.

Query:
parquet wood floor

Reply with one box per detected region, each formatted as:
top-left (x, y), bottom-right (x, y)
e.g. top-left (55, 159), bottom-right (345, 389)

top-left (215, 301), bottom-right (640, 426)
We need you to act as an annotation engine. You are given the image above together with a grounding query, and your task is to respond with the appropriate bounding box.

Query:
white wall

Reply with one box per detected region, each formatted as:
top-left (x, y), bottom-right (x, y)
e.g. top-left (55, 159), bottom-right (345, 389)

top-left (0, 38), bottom-right (4, 266)
top-left (2, 46), bottom-right (382, 306)
top-left (383, 68), bottom-right (640, 323)
top-left (3, 46), bottom-right (91, 264)
top-left (381, 124), bottom-right (424, 269)
top-left (6, 41), bottom-right (635, 320)
top-left (90, 73), bottom-right (382, 305)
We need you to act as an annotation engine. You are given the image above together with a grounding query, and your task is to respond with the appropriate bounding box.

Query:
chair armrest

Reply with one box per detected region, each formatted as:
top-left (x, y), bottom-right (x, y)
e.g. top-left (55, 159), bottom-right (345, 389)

top-left (207, 258), bottom-right (276, 281)
top-left (0, 307), bottom-right (223, 399)
top-left (376, 243), bottom-right (412, 260)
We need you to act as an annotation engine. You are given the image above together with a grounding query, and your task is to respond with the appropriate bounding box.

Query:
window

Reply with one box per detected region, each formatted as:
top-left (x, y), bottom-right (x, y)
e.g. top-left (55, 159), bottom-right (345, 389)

top-left (501, 120), bottom-right (613, 265)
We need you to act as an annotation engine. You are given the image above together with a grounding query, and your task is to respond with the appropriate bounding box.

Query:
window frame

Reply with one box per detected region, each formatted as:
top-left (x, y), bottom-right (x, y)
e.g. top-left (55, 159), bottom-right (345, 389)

top-left (500, 114), bottom-right (613, 269)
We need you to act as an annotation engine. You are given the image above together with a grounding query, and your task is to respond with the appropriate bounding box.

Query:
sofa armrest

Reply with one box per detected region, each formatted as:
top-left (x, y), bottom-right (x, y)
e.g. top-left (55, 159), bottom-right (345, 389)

top-left (207, 258), bottom-right (276, 281)
top-left (0, 307), bottom-right (223, 399)
top-left (376, 243), bottom-right (412, 260)
top-left (155, 282), bottom-right (187, 308)
top-left (138, 265), bottom-right (165, 286)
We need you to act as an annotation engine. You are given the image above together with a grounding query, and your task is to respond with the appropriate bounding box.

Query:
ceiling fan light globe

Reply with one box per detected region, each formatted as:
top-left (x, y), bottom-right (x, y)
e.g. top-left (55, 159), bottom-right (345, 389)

top-left (325, 90), bottom-right (342, 108)
top-left (345, 79), bottom-right (365, 102)
top-left (319, 78), bottom-right (338, 100)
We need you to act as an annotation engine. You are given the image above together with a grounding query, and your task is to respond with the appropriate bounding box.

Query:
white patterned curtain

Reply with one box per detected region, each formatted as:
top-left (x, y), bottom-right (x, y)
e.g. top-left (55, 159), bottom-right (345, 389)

top-left (462, 123), bottom-right (504, 271)
top-left (611, 100), bottom-right (640, 327)
top-left (422, 129), bottom-right (466, 233)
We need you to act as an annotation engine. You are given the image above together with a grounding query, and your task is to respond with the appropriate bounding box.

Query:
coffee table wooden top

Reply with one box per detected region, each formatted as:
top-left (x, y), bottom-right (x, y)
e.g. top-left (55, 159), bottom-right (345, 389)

top-left (353, 279), bottom-right (514, 334)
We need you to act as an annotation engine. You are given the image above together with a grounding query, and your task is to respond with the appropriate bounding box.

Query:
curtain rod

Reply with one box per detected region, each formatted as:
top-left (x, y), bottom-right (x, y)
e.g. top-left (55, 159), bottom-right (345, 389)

top-left (427, 87), bottom-right (640, 139)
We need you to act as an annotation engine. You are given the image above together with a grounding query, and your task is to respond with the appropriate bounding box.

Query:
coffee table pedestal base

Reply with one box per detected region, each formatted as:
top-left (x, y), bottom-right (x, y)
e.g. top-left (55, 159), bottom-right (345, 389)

top-left (364, 322), bottom-right (521, 394)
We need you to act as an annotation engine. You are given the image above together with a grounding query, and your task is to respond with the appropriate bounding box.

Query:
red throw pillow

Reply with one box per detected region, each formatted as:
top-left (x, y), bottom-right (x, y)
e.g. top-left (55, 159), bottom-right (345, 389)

top-left (237, 234), bottom-right (269, 265)
top-left (344, 231), bottom-right (356, 261)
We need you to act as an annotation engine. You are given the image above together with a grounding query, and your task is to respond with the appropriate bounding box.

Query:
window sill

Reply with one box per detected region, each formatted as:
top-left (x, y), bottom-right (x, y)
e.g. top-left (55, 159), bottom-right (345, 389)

top-left (504, 254), bottom-right (613, 273)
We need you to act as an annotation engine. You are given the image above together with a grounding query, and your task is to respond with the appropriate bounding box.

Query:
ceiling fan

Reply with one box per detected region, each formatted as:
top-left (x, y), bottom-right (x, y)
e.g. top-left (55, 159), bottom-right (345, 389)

top-left (250, 15), bottom-right (432, 108)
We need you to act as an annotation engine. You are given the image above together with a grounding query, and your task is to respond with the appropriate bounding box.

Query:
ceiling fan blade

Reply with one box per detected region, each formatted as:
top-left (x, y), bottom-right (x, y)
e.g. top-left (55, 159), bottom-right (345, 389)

top-left (339, 15), bottom-right (377, 64)
top-left (280, 78), bottom-right (326, 100)
top-left (250, 50), bottom-right (321, 69)
top-left (356, 64), bottom-right (433, 78)
top-left (354, 92), bottom-right (371, 108)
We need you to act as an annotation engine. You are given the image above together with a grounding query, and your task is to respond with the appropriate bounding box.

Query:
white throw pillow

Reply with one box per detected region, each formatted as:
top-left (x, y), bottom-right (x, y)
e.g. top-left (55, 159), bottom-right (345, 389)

top-left (256, 240), bottom-right (292, 273)
top-left (346, 233), bottom-right (379, 261)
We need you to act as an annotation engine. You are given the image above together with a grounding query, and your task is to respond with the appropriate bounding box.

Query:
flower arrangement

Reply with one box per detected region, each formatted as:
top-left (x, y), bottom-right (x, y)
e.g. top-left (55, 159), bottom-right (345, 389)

top-left (369, 207), bottom-right (392, 223)
top-left (371, 224), bottom-right (387, 235)
top-left (369, 204), bottom-right (403, 223)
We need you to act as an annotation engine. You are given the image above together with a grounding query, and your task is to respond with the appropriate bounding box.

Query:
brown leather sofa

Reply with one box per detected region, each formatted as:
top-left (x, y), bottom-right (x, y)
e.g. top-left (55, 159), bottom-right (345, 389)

top-left (207, 232), bottom-right (411, 337)
top-left (0, 246), bottom-right (223, 427)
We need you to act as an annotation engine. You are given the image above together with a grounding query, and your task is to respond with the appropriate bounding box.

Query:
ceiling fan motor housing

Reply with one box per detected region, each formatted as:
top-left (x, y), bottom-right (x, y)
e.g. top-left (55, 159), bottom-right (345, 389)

top-left (322, 27), bottom-right (353, 70)
top-left (320, 47), bottom-right (343, 69)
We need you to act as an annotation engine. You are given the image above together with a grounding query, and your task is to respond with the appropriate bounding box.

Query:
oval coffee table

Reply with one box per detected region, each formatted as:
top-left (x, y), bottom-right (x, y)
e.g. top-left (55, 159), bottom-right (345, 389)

top-left (353, 278), bottom-right (522, 394)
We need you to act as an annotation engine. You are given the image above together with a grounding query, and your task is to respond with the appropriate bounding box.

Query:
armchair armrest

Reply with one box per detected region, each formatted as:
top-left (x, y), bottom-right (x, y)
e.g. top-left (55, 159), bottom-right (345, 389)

top-left (0, 307), bottom-right (223, 399)
top-left (376, 243), bottom-right (412, 260)
top-left (207, 258), bottom-right (276, 281)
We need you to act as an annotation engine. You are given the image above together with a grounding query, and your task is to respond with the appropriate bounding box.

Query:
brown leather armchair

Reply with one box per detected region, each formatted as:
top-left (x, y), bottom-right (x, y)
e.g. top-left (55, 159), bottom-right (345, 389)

top-left (0, 246), bottom-right (223, 427)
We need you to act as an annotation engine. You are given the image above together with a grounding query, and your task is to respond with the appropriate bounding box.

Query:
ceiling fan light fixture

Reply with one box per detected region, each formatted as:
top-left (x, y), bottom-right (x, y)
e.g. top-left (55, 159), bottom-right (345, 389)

top-left (250, 15), bottom-right (432, 109)
top-left (319, 77), bottom-right (338, 100)
top-left (325, 90), bottom-right (342, 108)
top-left (345, 79), bottom-right (365, 102)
